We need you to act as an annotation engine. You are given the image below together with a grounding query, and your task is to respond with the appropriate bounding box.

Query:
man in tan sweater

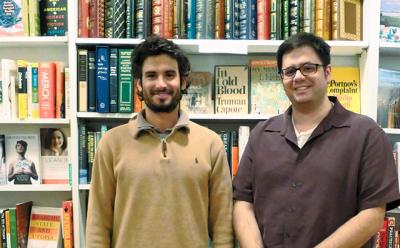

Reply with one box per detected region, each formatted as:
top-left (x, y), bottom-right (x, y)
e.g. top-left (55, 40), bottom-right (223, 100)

top-left (86, 36), bottom-right (234, 248)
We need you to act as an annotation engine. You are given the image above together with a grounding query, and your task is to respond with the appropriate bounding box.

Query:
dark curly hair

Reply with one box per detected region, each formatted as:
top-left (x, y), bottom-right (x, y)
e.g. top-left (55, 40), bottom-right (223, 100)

top-left (131, 36), bottom-right (191, 100)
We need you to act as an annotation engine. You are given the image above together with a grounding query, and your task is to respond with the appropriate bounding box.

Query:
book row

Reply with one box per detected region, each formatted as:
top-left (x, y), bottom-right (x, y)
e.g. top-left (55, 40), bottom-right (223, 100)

top-left (0, 0), bottom-right (68, 37)
top-left (78, 0), bottom-right (362, 41)
top-left (0, 130), bottom-right (70, 186)
top-left (0, 59), bottom-right (70, 120)
top-left (0, 200), bottom-right (73, 248)
top-left (377, 68), bottom-right (400, 129)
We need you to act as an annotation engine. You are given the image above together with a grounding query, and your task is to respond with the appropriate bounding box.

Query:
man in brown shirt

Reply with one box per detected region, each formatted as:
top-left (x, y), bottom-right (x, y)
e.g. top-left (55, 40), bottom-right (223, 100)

top-left (233, 33), bottom-right (400, 247)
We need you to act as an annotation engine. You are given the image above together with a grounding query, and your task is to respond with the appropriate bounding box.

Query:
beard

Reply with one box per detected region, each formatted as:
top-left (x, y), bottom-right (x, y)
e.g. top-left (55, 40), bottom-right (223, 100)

top-left (142, 88), bottom-right (182, 113)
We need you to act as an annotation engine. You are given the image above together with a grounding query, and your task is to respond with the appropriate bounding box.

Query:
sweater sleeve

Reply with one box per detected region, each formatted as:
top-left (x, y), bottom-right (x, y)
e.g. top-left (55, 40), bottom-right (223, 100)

top-left (209, 137), bottom-right (234, 248)
top-left (86, 134), bottom-right (116, 247)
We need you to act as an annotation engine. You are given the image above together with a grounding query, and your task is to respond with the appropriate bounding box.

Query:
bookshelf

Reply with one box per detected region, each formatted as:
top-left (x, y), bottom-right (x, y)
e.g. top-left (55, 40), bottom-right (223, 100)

top-left (0, 0), bottom-right (391, 247)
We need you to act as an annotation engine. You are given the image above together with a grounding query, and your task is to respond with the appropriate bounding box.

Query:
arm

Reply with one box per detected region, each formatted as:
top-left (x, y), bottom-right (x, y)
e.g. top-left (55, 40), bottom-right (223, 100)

top-left (209, 139), bottom-right (234, 248)
top-left (8, 163), bottom-right (15, 181)
top-left (233, 201), bottom-right (263, 248)
top-left (315, 205), bottom-right (385, 248)
top-left (86, 136), bottom-right (116, 248)
top-left (29, 162), bottom-right (39, 180)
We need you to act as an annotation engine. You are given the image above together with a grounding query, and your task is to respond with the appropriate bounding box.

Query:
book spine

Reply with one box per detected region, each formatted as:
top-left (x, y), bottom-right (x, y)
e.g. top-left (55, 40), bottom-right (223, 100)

top-left (118, 49), bottom-right (133, 113)
top-left (22, 0), bottom-right (29, 36)
top-left (61, 200), bottom-right (73, 248)
top-left (38, 62), bottom-right (56, 118)
top-left (17, 60), bottom-right (28, 120)
top-left (87, 131), bottom-right (95, 183)
top-left (96, 46), bottom-right (110, 112)
top-left (152, 0), bottom-right (164, 37)
top-left (282, 0), bottom-right (289, 39)
top-left (215, 0), bottom-right (225, 39)
top-left (65, 68), bottom-right (70, 119)
top-left (187, 0), bottom-right (197, 39)
top-left (104, 0), bottom-right (114, 38)
top-left (331, 0), bottom-right (338, 40)
top-left (78, 49), bottom-right (88, 112)
top-left (55, 62), bottom-right (65, 118)
top-left (270, 0), bottom-right (277, 39)
top-left (39, 0), bottom-right (68, 36)
top-left (164, 0), bottom-right (174, 38)
top-left (79, 0), bottom-right (90, 37)
top-left (112, 0), bottom-right (126, 38)
top-left (135, 0), bottom-right (145, 38)
top-left (28, 0), bottom-right (40, 36)
top-left (79, 123), bottom-right (88, 184)
top-left (126, 0), bottom-right (132, 38)
top-left (0, 210), bottom-right (6, 248)
top-left (302, 0), bottom-right (312, 33)
top-left (314, 0), bottom-right (323, 38)
top-left (88, 50), bottom-right (97, 112)
top-left (289, 0), bottom-right (299, 36)
top-left (30, 62), bottom-right (40, 118)
top-left (109, 48), bottom-right (119, 113)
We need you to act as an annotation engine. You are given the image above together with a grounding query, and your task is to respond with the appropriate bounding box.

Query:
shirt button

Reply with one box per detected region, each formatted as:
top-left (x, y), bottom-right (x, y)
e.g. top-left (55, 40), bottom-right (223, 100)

top-left (291, 182), bottom-right (303, 188)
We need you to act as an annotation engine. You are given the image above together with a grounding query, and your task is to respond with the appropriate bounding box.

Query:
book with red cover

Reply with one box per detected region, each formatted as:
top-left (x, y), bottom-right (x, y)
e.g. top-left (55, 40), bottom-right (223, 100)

top-left (38, 62), bottom-right (56, 118)
top-left (15, 201), bottom-right (33, 248)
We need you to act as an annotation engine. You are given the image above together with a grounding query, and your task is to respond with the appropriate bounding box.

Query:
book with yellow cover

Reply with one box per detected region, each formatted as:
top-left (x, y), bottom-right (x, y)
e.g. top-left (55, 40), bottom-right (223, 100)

top-left (328, 66), bottom-right (360, 113)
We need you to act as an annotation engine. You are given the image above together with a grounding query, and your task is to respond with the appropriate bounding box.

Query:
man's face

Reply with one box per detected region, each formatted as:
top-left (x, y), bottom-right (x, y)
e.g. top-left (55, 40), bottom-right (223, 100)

top-left (281, 46), bottom-right (331, 106)
top-left (138, 54), bottom-right (186, 113)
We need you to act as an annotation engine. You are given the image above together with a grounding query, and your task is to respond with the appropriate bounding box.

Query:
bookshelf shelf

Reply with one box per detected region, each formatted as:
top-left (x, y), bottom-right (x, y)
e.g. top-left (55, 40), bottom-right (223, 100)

top-left (379, 42), bottom-right (400, 55)
top-left (0, 36), bottom-right (68, 47)
top-left (79, 184), bottom-right (90, 190)
top-left (0, 119), bottom-right (70, 124)
top-left (77, 112), bottom-right (136, 119)
top-left (384, 128), bottom-right (400, 135)
top-left (0, 184), bottom-right (72, 192)
top-left (75, 38), bottom-right (368, 55)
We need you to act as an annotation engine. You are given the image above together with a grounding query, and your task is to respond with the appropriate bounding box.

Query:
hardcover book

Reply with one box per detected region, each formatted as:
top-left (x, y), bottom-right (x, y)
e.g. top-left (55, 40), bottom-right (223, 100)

top-left (27, 206), bottom-right (62, 248)
top-left (249, 59), bottom-right (290, 115)
top-left (328, 66), bottom-right (361, 114)
top-left (214, 65), bottom-right (249, 114)
top-left (331, 0), bottom-right (362, 40)
top-left (181, 72), bottom-right (213, 114)
top-left (5, 134), bottom-right (40, 185)
top-left (40, 128), bottom-right (69, 184)
top-left (15, 201), bottom-right (33, 248)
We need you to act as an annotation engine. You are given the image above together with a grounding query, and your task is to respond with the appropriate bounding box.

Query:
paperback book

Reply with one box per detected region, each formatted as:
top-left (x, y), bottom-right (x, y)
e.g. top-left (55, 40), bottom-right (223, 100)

top-left (181, 71), bottom-right (213, 114)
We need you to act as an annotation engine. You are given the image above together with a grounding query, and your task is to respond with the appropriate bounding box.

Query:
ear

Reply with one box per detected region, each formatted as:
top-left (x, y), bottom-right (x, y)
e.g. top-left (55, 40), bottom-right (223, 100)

top-left (181, 76), bottom-right (188, 92)
top-left (324, 64), bottom-right (332, 81)
top-left (136, 78), bottom-right (143, 92)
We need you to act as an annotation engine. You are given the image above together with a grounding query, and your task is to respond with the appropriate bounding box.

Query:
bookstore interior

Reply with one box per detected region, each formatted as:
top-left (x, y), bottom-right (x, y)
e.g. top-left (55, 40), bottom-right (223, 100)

top-left (0, 0), bottom-right (399, 247)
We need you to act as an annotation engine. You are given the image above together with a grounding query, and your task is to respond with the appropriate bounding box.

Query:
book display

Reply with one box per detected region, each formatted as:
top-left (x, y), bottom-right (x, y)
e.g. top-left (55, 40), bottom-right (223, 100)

top-left (0, 0), bottom-right (397, 247)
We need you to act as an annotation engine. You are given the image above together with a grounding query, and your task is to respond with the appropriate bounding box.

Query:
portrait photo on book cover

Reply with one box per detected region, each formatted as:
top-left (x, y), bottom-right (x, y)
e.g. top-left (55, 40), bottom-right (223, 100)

top-left (40, 128), bottom-right (68, 156)
top-left (5, 134), bottom-right (40, 185)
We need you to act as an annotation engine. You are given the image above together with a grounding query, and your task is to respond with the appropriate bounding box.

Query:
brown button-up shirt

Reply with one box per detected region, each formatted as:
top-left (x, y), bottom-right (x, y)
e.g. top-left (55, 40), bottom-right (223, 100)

top-left (233, 97), bottom-right (400, 248)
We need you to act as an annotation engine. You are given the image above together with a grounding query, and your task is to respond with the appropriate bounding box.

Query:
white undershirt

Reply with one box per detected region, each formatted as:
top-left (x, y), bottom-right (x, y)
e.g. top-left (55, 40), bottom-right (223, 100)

top-left (292, 118), bottom-right (318, 149)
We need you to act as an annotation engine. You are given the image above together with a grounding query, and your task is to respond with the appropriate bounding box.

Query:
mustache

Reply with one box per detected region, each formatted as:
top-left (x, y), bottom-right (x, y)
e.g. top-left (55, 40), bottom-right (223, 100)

top-left (150, 89), bottom-right (174, 94)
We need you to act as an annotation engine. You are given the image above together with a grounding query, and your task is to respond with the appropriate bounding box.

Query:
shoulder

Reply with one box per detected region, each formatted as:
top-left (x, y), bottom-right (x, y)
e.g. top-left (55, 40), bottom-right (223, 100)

top-left (187, 121), bottom-right (222, 141)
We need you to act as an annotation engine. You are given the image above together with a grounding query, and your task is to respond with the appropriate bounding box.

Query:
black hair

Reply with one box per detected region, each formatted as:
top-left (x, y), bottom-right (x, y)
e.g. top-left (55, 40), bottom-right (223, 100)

top-left (44, 128), bottom-right (68, 151)
top-left (131, 35), bottom-right (191, 99)
top-left (16, 140), bottom-right (28, 149)
top-left (276, 32), bottom-right (331, 73)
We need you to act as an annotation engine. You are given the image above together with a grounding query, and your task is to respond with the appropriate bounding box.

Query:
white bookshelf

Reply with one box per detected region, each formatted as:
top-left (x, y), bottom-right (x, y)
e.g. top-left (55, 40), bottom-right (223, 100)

top-left (0, 0), bottom-right (386, 247)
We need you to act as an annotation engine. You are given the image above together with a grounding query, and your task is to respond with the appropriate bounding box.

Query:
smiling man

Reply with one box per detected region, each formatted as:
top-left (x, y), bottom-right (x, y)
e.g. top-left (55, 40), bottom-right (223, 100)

top-left (233, 33), bottom-right (400, 248)
top-left (86, 36), bottom-right (234, 248)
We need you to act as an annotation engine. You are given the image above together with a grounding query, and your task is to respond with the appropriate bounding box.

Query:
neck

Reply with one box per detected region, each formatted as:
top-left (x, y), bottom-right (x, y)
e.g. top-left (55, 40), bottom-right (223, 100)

top-left (144, 107), bottom-right (180, 132)
top-left (292, 97), bottom-right (332, 132)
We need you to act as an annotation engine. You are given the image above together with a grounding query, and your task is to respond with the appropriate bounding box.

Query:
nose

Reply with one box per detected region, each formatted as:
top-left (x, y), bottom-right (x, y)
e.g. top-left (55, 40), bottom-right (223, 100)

top-left (293, 69), bottom-right (305, 81)
top-left (154, 75), bottom-right (167, 88)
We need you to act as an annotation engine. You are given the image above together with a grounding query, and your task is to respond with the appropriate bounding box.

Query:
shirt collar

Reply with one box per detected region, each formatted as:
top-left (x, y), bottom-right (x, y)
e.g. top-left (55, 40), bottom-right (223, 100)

top-left (264, 96), bottom-right (352, 143)
top-left (129, 109), bottom-right (190, 138)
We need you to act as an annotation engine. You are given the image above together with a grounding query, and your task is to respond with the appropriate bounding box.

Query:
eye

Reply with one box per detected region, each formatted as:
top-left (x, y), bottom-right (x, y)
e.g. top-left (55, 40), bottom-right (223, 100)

top-left (283, 67), bottom-right (297, 77)
top-left (165, 71), bottom-right (177, 79)
top-left (302, 64), bottom-right (317, 73)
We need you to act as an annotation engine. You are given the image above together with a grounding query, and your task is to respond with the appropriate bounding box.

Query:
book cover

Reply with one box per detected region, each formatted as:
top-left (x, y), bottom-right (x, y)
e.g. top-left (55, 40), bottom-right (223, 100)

top-left (180, 72), bottom-right (213, 114)
top-left (78, 49), bottom-right (88, 112)
top-left (332, 0), bottom-right (362, 40)
top-left (0, 134), bottom-right (6, 185)
top-left (328, 66), bottom-right (361, 114)
top-left (40, 128), bottom-right (69, 184)
top-left (15, 201), bottom-right (33, 248)
top-left (377, 68), bottom-right (400, 128)
top-left (27, 206), bottom-right (62, 248)
top-left (17, 60), bottom-right (28, 120)
top-left (214, 65), bottom-right (249, 114)
top-left (5, 134), bottom-right (40, 185)
top-left (250, 59), bottom-right (290, 115)
top-left (0, 0), bottom-right (24, 36)
top-left (118, 48), bottom-right (133, 113)
top-left (39, 0), bottom-right (68, 36)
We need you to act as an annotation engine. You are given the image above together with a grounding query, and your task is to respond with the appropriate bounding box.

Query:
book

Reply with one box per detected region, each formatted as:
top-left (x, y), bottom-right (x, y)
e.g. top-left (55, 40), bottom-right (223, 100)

top-left (249, 59), bottom-right (290, 115)
top-left (377, 68), bottom-right (400, 128)
top-left (39, 0), bottom-right (68, 36)
top-left (214, 65), bottom-right (249, 114)
top-left (61, 200), bottom-right (73, 248)
top-left (40, 128), bottom-right (69, 184)
top-left (78, 49), bottom-right (89, 112)
top-left (96, 46), bottom-right (110, 112)
top-left (380, 0), bottom-right (400, 42)
top-left (118, 48), bottom-right (133, 113)
top-left (328, 66), bottom-right (361, 114)
top-left (180, 72), bottom-right (213, 114)
top-left (27, 206), bottom-right (62, 248)
top-left (15, 201), bottom-right (33, 248)
top-left (5, 134), bottom-right (40, 185)
top-left (0, 0), bottom-right (24, 36)
top-left (331, 0), bottom-right (362, 40)
top-left (38, 62), bottom-right (56, 118)
top-left (0, 134), bottom-right (6, 185)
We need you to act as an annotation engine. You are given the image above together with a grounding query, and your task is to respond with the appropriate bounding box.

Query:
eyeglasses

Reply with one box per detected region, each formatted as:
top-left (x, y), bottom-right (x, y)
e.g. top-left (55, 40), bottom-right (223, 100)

top-left (279, 63), bottom-right (325, 79)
